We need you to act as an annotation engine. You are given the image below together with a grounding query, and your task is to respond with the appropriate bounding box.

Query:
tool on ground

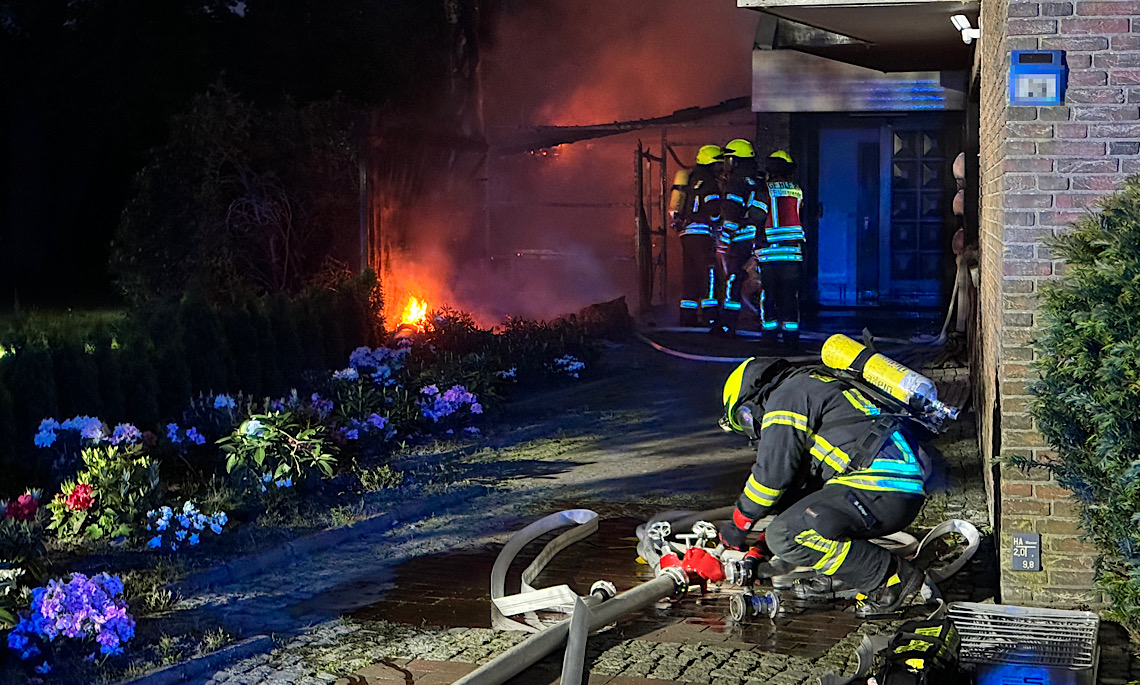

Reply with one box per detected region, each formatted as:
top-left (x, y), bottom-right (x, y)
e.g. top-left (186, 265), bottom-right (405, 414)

top-left (729, 590), bottom-right (781, 621)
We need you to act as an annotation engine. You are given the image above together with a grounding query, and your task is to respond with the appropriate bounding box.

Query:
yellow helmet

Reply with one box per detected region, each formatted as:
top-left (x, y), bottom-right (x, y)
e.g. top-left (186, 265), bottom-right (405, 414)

top-left (724, 139), bottom-right (755, 158)
top-left (720, 357), bottom-right (792, 439)
top-left (696, 144), bottom-right (723, 166)
top-left (769, 150), bottom-right (794, 164)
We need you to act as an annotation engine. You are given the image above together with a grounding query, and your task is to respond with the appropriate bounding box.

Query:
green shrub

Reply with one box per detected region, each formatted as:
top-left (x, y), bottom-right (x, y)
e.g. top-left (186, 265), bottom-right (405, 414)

top-left (8, 342), bottom-right (58, 451)
top-left (52, 339), bottom-right (102, 419)
top-left (93, 333), bottom-right (126, 423)
top-left (179, 295), bottom-right (229, 395)
top-left (221, 303), bottom-right (264, 399)
top-left (219, 411), bottom-right (339, 486)
top-left (1029, 174), bottom-right (1140, 638)
top-left (47, 443), bottom-right (162, 540)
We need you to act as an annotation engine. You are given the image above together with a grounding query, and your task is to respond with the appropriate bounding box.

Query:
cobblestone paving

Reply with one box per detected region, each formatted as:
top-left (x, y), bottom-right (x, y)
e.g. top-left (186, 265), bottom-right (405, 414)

top-left (198, 616), bottom-right (909, 685)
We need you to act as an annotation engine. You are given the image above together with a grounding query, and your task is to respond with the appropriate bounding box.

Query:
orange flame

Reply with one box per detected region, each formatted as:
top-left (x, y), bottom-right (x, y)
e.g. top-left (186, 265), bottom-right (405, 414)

top-left (400, 296), bottom-right (429, 328)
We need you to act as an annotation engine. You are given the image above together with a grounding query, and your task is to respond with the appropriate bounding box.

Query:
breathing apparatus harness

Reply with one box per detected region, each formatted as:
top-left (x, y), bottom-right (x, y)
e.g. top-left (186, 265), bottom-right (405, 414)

top-left (722, 359), bottom-right (947, 482)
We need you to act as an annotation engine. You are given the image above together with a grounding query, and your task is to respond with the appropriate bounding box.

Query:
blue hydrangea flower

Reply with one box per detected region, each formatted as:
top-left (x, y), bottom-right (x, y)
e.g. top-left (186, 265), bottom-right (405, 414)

top-left (166, 423), bottom-right (181, 443)
top-left (147, 536), bottom-right (162, 548)
top-left (35, 661), bottom-right (51, 674)
top-left (110, 423), bottom-right (141, 445)
top-left (333, 367), bottom-right (359, 382)
top-left (342, 428), bottom-right (359, 441)
top-left (213, 394), bottom-right (236, 410)
top-left (186, 428), bottom-right (206, 445)
top-left (189, 533), bottom-right (199, 545)
top-left (34, 429), bottom-right (57, 448)
top-left (242, 419), bottom-right (265, 437)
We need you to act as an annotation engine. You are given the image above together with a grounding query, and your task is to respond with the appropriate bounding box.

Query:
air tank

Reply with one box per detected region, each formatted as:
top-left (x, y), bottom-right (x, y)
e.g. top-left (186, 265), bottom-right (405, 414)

top-left (668, 169), bottom-right (691, 217)
top-left (821, 334), bottom-right (959, 421)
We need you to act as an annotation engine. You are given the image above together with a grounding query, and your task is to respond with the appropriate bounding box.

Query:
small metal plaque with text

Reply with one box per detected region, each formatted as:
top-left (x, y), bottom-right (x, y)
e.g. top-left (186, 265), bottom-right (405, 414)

top-left (1011, 533), bottom-right (1041, 572)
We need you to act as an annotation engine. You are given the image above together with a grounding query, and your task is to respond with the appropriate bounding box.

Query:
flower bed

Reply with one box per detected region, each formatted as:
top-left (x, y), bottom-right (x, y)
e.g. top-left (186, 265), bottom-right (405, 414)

top-left (0, 303), bottom-right (605, 679)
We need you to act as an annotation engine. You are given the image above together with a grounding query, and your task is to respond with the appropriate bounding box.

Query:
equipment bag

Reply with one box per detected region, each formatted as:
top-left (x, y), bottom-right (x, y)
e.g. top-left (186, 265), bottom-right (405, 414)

top-left (871, 618), bottom-right (961, 685)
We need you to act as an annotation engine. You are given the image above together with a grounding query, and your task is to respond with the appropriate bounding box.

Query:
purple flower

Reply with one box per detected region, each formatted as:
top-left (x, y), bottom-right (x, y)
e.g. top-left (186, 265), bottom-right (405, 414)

top-left (421, 384), bottom-right (440, 397)
top-left (333, 367), bottom-right (359, 381)
top-left (310, 393), bottom-right (334, 414)
top-left (110, 423), bottom-right (141, 445)
top-left (342, 428), bottom-right (359, 441)
top-left (34, 661), bottom-right (50, 674)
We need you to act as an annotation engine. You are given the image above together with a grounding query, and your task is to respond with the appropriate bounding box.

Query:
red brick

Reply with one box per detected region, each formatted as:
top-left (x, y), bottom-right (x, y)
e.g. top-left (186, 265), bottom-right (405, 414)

top-left (1002, 482), bottom-right (1034, 497)
top-left (1009, 123), bottom-right (1055, 138)
top-left (1045, 535), bottom-right (1095, 553)
top-left (1007, 258), bottom-right (1048, 274)
top-left (1057, 157), bottom-right (1119, 172)
top-left (1002, 308), bottom-right (1035, 328)
top-left (1003, 345), bottom-right (1036, 361)
top-left (1002, 379), bottom-right (1034, 395)
top-left (1003, 396), bottom-right (1033, 413)
top-left (1004, 499), bottom-right (1051, 515)
top-left (1004, 158), bottom-right (1054, 172)
top-left (1005, 244), bottom-right (1037, 259)
top-left (1063, 17), bottom-right (1132, 32)
top-left (1003, 327), bottom-right (1037, 345)
top-left (1093, 52), bottom-right (1140, 68)
top-left (1071, 85), bottom-right (1126, 103)
top-left (1009, 106), bottom-right (1040, 121)
top-left (1003, 274), bottom-right (1041, 291)
top-left (1111, 69), bottom-right (1140, 85)
top-left (1002, 360), bottom-right (1033, 376)
top-left (1010, 17), bottom-right (1060, 33)
top-left (1005, 193), bottom-right (1053, 208)
top-left (1072, 104), bottom-right (1140, 120)
top-left (1004, 209), bottom-right (1037, 224)
top-left (1053, 500), bottom-right (1084, 517)
top-left (1055, 193), bottom-right (1101, 208)
top-left (1049, 555), bottom-right (1095, 570)
top-left (1056, 123), bottom-right (1090, 138)
top-left (1038, 518), bottom-right (1083, 534)
top-left (1089, 122), bottom-right (1140, 136)
top-left (1111, 35), bottom-right (1140, 49)
top-left (1038, 210), bottom-right (1087, 226)
top-left (1011, 2), bottom-right (1042, 15)
top-left (1076, 0), bottom-right (1140, 13)
top-left (1124, 158), bottom-right (1140, 172)
top-left (1042, 35), bottom-right (1110, 49)
top-left (1038, 140), bottom-right (1106, 155)
top-left (1007, 141), bottom-right (1037, 155)
top-left (1038, 174), bottom-right (1071, 189)
top-left (1049, 570), bottom-right (1096, 587)
top-left (1044, 1), bottom-right (1075, 14)
top-left (1035, 480), bottom-right (1076, 496)
top-left (1071, 70), bottom-right (1109, 86)
top-left (1071, 175), bottom-right (1122, 190)
top-left (1004, 413), bottom-right (1036, 430)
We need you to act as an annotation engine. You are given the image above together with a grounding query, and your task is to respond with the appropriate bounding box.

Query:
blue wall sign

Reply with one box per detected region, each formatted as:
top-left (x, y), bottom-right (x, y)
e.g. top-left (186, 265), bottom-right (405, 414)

top-left (1010, 50), bottom-right (1067, 106)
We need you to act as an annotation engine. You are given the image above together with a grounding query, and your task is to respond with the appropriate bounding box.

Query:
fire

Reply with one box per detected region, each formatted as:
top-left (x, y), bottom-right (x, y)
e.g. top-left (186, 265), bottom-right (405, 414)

top-left (400, 296), bottom-right (429, 328)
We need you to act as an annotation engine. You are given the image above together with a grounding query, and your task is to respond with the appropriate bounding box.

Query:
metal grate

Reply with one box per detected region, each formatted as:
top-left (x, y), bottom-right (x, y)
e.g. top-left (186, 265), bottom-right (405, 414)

top-left (948, 602), bottom-right (1099, 670)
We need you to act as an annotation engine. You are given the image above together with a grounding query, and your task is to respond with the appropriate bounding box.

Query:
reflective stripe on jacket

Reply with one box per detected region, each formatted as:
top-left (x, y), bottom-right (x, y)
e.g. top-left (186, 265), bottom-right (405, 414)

top-left (733, 371), bottom-right (925, 523)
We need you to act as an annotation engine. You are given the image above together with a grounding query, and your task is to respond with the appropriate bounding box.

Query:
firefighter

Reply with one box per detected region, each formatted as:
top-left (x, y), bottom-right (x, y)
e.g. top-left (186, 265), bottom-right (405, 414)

top-left (715, 357), bottom-right (928, 617)
top-left (676, 144), bottom-right (724, 327)
top-left (714, 139), bottom-right (769, 336)
top-left (757, 150), bottom-right (805, 347)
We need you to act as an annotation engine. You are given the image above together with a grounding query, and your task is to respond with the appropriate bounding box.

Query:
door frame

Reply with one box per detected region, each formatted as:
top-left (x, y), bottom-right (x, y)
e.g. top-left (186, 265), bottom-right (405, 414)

top-left (791, 111), bottom-right (963, 311)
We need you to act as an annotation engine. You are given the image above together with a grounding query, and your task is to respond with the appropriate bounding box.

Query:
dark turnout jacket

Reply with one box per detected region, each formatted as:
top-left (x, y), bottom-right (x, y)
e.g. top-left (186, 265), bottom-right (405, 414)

top-left (732, 370), bottom-right (925, 530)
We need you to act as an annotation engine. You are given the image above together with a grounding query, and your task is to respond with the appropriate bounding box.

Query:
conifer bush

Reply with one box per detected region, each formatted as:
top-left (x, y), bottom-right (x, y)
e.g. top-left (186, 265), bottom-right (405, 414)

top-left (1029, 174), bottom-right (1140, 638)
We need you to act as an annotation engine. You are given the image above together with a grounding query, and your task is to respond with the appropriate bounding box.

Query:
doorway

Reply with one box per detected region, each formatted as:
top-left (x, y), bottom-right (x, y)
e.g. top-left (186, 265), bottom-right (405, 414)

top-left (805, 113), bottom-right (960, 308)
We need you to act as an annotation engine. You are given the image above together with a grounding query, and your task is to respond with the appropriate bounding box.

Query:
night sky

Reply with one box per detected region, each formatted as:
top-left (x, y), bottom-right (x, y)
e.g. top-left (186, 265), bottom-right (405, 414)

top-left (0, 0), bottom-right (756, 312)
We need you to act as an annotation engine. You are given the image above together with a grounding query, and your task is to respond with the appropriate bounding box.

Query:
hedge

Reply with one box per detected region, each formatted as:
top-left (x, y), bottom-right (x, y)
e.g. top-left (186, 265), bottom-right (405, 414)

top-left (0, 271), bottom-right (382, 493)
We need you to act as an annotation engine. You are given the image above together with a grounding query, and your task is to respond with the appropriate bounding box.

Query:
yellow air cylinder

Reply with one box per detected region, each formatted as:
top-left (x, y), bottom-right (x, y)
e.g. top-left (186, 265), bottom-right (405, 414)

top-left (821, 334), bottom-right (940, 410)
top-left (668, 169), bottom-right (691, 215)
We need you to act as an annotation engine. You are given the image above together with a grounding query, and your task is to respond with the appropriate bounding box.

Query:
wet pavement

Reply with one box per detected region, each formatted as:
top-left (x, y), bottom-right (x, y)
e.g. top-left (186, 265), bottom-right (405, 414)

top-left (351, 517), bottom-right (940, 661)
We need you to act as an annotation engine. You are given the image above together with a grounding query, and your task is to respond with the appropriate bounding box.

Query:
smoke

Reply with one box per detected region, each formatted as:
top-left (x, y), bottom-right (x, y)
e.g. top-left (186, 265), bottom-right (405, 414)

top-left (383, 0), bottom-right (758, 329)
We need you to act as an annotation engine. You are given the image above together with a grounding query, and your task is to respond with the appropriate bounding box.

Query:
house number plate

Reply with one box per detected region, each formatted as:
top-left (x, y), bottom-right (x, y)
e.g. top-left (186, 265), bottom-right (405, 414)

top-left (1011, 533), bottom-right (1041, 572)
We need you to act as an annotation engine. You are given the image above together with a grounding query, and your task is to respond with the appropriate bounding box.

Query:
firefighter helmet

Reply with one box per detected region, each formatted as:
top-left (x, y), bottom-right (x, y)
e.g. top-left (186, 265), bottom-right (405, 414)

top-left (724, 139), bottom-right (756, 158)
top-left (720, 357), bottom-right (792, 438)
top-left (696, 144), bottom-right (723, 166)
top-left (769, 150), bottom-right (794, 164)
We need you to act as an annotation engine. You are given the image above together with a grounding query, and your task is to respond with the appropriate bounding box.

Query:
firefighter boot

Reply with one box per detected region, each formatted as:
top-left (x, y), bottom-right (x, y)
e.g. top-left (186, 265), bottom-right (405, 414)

top-left (793, 573), bottom-right (860, 600)
top-left (854, 557), bottom-right (925, 618)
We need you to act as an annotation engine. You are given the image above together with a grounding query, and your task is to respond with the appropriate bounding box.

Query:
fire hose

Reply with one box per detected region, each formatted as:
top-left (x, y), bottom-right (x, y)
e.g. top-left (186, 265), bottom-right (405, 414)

top-left (460, 509), bottom-right (690, 685)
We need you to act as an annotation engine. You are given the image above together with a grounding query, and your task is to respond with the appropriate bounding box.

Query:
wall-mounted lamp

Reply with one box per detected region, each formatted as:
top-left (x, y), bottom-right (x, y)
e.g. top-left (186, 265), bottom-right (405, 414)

top-left (951, 14), bottom-right (981, 44)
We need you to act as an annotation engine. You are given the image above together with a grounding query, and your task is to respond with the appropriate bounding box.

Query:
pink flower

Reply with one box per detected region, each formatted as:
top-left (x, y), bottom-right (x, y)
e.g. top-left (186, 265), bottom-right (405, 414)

top-left (5, 493), bottom-right (38, 521)
top-left (64, 484), bottom-right (94, 512)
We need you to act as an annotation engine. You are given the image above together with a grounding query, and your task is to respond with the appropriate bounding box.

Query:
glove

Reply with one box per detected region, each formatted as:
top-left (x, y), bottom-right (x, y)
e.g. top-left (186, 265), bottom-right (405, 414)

top-left (718, 521), bottom-right (748, 551)
top-left (738, 546), bottom-right (767, 586)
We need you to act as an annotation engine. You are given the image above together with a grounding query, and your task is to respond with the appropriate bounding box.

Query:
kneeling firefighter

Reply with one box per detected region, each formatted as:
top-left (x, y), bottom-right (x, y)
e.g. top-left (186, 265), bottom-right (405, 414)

top-left (716, 356), bottom-right (930, 617)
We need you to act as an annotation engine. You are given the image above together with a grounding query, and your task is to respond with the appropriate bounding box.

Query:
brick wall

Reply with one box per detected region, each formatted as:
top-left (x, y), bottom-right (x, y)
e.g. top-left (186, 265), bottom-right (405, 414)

top-left (977, 0), bottom-right (1140, 606)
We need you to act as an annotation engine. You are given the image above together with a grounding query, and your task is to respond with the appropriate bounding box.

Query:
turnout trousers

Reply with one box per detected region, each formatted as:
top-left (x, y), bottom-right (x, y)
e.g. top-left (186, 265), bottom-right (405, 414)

top-left (718, 241), bottom-right (754, 333)
top-left (759, 260), bottom-right (802, 337)
top-left (679, 233), bottom-right (717, 327)
top-left (764, 484), bottom-right (925, 591)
